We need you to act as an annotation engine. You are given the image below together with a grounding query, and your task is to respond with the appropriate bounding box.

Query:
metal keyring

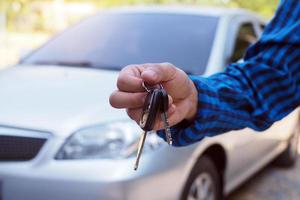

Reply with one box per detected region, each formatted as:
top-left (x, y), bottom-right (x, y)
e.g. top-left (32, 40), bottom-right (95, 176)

top-left (142, 81), bottom-right (164, 92)
top-left (142, 81), bottom-right (151, 93)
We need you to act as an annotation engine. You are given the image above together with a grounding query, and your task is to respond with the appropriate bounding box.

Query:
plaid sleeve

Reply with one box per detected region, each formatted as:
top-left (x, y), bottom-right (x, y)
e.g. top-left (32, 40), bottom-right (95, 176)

top-left (158, 0), bottom-right (300, 146)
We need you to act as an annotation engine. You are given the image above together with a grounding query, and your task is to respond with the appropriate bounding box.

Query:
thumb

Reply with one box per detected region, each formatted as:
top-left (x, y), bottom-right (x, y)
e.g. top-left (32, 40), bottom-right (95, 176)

top-left (140, 63), bottom-right (177, 85)
top-left (140, 63), bottom-right (190, 99)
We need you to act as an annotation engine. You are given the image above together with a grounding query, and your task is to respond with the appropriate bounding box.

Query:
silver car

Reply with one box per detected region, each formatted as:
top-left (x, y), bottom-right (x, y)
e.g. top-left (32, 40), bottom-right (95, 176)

top-left (0, 6), bottom-right (299, 200)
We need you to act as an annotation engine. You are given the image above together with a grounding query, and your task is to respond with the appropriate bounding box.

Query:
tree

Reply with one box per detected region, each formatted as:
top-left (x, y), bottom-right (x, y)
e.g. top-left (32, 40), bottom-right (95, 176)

top-left (227, 0), bottom-right (279, 18)
top-left (2, 0), bottom-right (279, 31)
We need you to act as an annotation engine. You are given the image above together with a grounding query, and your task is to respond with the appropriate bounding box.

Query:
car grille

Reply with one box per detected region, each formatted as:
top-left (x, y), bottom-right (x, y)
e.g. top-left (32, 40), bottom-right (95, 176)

top-left (0, 127), bottom-right (50, 161)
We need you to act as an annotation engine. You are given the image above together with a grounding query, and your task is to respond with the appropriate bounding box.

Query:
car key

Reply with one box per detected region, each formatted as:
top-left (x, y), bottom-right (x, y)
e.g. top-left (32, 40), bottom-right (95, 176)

top-left (134, 131), bottom-right (147, 171)
top-left (139, 89), bottom-right (161, 131)
top-left (134, 83), bottom-right (173, 170)
top-left (159, 87), bottom-right (173, 145)
top-left (134, 87), bottom-right (161, 170)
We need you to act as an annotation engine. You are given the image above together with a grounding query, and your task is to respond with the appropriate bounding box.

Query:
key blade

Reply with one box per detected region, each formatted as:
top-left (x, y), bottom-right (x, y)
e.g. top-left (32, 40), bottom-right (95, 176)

top-left (134, 131), bottom-right (147, 170)
top-left (161, 112), bottom-right (173, 145)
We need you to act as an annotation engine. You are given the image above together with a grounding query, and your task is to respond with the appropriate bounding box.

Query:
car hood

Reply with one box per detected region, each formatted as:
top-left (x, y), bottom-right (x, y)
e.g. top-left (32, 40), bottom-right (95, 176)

top-left (0, 65), bottom-right (129, 136)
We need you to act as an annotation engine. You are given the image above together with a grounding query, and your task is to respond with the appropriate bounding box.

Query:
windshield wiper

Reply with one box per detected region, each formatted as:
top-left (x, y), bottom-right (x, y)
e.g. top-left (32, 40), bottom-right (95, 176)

top-left (31, 60), bottom-right (123, 71)
top-left (33, 60), bottom-right (93, 68)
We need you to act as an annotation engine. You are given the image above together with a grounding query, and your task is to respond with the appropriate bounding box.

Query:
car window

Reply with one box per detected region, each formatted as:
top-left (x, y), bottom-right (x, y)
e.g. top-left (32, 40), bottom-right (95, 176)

top-left (21, 13), bottom-right (219, 75)
top-left (230, 23), bottom-right (257, 63)
top-left (260, 23), bottom-right (266, 31)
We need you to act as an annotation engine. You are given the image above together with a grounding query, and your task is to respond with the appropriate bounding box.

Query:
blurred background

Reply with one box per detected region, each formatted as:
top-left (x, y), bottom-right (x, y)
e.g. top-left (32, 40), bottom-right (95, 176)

top-left (0, 0), bottom-right (278, 69)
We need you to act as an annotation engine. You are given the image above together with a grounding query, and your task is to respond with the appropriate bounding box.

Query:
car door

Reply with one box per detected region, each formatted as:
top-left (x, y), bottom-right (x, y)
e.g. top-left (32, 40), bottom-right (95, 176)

top-left (228, 20), bottom-right (297, 149)
top-left (222, 18), bottom-right (279, 186)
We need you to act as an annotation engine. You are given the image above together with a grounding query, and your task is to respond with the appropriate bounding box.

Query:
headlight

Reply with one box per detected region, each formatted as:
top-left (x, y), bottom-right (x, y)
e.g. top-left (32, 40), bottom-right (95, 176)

top-left (56, 121), bottom-right (164, 160)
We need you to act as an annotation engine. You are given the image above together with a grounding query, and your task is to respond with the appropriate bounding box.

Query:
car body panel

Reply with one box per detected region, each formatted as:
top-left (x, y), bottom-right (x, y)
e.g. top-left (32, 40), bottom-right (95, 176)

top-left (205, 11), bottom-right (264, 75)
top-left (223, 108), bottom-right (299, 193)
top-left (0, 66), bottom-right (125, 135)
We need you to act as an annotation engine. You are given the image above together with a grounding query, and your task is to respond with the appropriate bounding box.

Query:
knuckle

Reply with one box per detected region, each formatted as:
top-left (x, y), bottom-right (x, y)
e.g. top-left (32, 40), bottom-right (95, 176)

top-left (177, 68), bottom-right (187, 77)
top-left (123, 64), bottom-right (135, 71)
top-left (161, 62), bottom-right (175, 69)
top-left (160, 62), bottom-right (177, 76)
top-left (163, 62), bottom-right (175, 67)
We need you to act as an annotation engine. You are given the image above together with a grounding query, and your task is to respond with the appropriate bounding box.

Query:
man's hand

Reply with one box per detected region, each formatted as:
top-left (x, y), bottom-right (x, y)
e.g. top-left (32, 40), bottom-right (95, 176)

top-left (109, 63), bottom-right (198, 130)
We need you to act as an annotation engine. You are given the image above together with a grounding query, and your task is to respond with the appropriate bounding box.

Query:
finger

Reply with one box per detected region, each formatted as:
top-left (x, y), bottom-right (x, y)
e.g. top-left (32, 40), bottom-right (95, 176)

top-left (168, 104), bottom-right (176, 115)
top-left (140, 63), bottom-right (177, 85)
top-left (126, 108), bottom-right (142, 123)
top-left (153, 100), bottom-right (192, 130)
top-left (168, 95), bottom-right (173, 107)
top-left (117, 65), bottom-right (145, 92)
top-left (167, 101), bottom-right (190, 126)
top-left (109, 91), bottom-right (147, 109)
top-left (140, 63), bottom-right (190, 99)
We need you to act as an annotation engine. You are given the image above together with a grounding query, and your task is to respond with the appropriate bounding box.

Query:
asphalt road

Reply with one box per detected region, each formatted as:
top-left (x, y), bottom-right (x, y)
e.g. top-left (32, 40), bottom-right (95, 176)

top-left (227, 150), bottom-right (300, 200)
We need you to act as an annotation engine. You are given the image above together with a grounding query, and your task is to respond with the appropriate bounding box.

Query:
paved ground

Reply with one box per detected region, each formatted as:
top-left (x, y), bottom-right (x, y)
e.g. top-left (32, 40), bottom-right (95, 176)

top-left (228, 153), bottom-right (300, 200)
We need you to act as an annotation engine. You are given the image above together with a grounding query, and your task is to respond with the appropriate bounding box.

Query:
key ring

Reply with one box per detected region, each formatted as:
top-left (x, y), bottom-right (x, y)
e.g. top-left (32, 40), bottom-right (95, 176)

top-left (159, 84), bottom-right (164, 90)
top-left (142, 81), bottom-right (164, 92)
top-left (142, 81), bottom-right (151, 93)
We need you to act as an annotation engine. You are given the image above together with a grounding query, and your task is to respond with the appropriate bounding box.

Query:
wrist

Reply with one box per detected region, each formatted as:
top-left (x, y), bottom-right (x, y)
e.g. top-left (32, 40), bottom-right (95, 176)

top-left (185, 79), bottom-right (198, 121)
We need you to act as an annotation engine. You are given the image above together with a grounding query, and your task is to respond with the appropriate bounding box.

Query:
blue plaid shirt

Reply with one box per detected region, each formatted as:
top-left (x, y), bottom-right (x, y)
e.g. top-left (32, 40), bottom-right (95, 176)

top-left (158, 0), bottom-right (300, 146)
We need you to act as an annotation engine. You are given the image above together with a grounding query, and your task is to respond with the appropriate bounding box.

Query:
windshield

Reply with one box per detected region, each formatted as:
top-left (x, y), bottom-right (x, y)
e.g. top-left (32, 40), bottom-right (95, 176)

top-left (21, 12), bottom-right (219, 75)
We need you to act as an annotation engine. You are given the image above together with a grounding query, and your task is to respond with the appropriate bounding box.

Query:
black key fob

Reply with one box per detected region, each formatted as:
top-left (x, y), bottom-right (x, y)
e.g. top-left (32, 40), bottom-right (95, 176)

top-left (159, 89), bottom-right (169, 112)
top-left (139, 89), bottom-right (161, 131)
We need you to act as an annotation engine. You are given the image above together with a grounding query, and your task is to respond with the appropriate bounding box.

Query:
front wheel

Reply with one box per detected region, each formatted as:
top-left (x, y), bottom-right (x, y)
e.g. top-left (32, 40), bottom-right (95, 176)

top-left (181, 156), bottom-right (222, 200)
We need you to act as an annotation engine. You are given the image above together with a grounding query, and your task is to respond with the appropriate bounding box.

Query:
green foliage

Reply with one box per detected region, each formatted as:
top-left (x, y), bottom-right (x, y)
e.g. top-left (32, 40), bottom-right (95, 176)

top-left (228, 0), bottom-right (279, 18)
top-left (3, 0), bottom-right (279, 32)
top-left (96, 0), bottom-right (279, 18)
top-left (2, 0), bottom-right (36, 30)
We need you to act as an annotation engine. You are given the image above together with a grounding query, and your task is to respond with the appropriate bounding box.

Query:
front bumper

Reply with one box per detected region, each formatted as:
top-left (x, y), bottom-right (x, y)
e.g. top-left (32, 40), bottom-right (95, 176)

top-left (0, 147), bottom-right (194, 200)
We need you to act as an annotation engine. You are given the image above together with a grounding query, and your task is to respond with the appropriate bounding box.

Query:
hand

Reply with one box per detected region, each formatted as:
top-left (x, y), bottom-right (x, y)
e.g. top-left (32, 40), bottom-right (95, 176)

top-left (109, 63), bottom-right (198, 130)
